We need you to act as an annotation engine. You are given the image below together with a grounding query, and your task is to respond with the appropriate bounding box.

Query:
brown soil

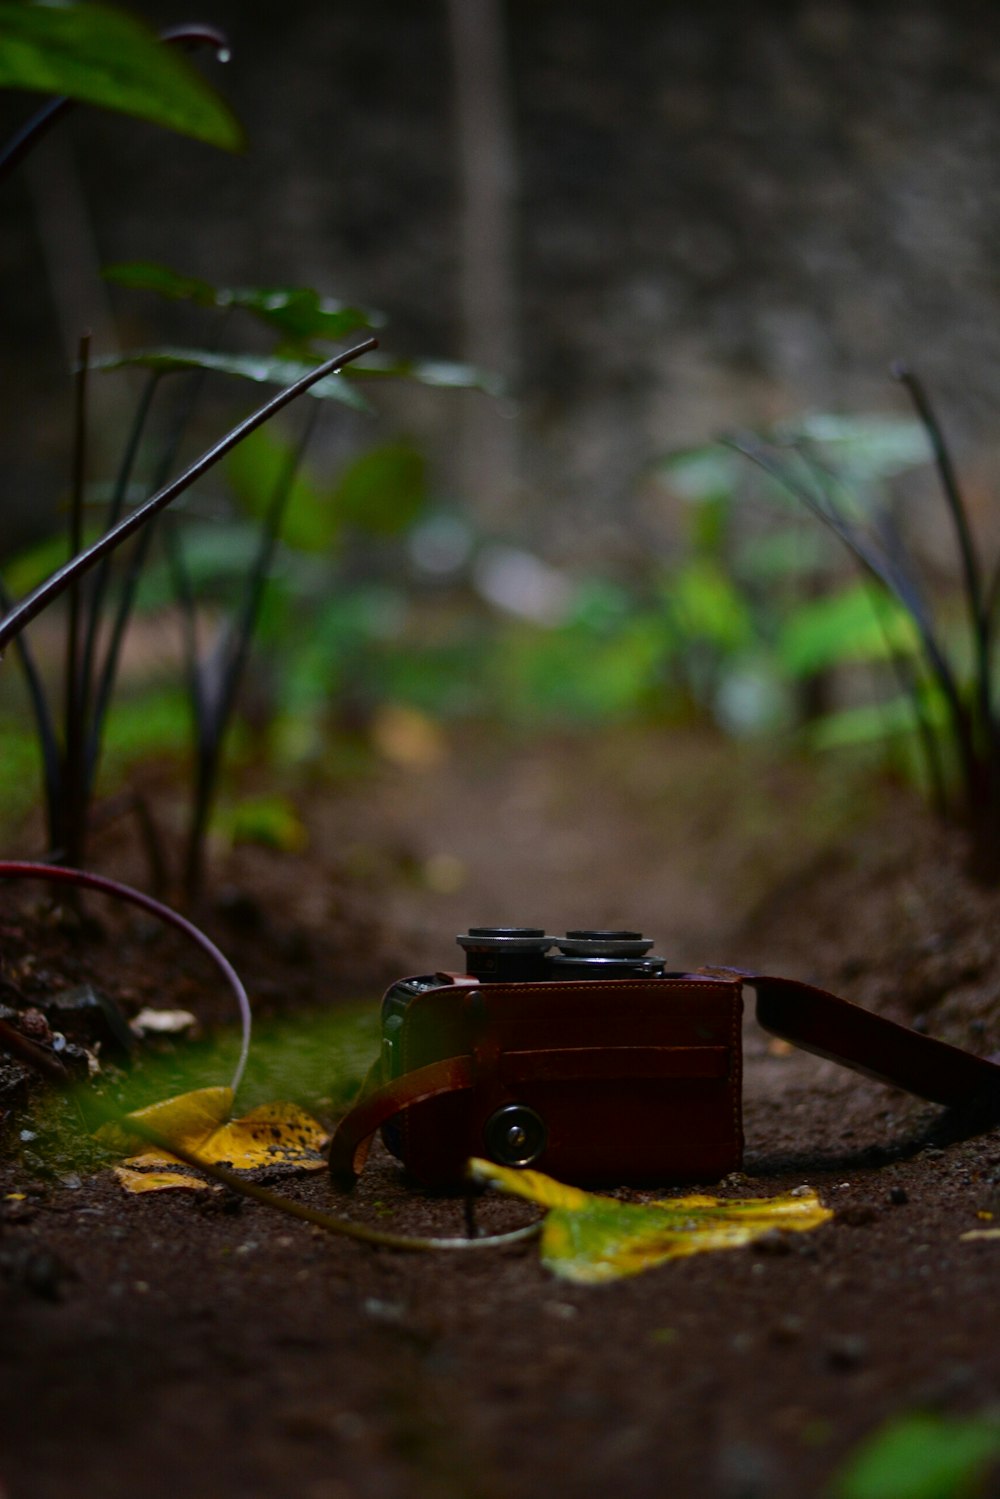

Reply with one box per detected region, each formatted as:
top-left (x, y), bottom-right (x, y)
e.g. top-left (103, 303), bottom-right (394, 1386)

top-left (1, 725), bottom-right (999, 1499)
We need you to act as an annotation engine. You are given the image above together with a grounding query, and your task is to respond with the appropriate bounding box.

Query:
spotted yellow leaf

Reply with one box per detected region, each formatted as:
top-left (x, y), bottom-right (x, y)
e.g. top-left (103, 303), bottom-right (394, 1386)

top-left (104, 1087), bottom-right (329, 1192)
top-left (113, 1166), bottom-right (214, 1194)
top-left (469, 1159), bottom-right (833, 1284)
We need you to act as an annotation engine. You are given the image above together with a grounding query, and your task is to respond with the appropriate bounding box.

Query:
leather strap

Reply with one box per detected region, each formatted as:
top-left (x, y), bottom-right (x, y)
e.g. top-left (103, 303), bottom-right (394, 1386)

top-left (329, 1054), bottom-right (475, 1181)
top-left (741, 971), bottom-right (1000, 1109)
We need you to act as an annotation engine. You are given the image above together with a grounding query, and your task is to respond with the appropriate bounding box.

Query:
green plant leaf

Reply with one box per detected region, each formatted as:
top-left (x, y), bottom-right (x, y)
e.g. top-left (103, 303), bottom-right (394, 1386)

top-left (777, 583), bottom-right (920, 677)
top-left (470, 1160), bottom-right (832, 1284)
top-left (0, 2), bottom-right (244, 151)
top-left (226, 426), bottom-right (338, 553)
top-left (829, 1412), bottom-right (1000, 1499)
top-left (93, 348), bottom-right (372, 412)
top-left (666, 558), bottom-right (754, 651)
top-left (806, 692), bottom-right (947, 752)
top-left (213, 793), bottom-right (307, 853)
top-left (331, 442), bottom-right (428, 536)
top-left (103, 262), bottom-right (383, 342)
top-left (775, 415), bottom-right (929, 483)
top-left (343, 354), bottom-right (504, 396)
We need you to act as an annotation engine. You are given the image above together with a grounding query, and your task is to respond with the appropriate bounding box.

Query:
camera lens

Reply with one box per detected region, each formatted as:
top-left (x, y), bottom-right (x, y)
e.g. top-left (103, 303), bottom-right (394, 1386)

top-left (457, 928), bottom-right (553, 983)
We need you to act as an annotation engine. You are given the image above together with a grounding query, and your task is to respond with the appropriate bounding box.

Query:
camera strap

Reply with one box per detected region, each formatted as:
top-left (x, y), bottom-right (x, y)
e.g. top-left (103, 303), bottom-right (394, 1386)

top-left (329, 972), bottom-right (1000, 1185)
top-left (728, 969), bottom-right (1000, 1110)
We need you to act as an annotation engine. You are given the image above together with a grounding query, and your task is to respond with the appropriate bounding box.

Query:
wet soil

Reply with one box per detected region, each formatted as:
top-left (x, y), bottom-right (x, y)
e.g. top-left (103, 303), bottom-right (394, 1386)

top-left (1, 726), bottom-right (999, 1499)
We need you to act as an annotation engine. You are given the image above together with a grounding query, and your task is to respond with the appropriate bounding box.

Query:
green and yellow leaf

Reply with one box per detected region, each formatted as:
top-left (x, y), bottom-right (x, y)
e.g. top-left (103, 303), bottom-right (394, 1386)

top-left (469, 1159), bottom-right (832, 1284)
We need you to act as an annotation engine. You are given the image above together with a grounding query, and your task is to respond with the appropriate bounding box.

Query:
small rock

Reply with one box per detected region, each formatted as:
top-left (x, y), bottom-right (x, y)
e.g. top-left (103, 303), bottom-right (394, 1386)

top-left (888, 1186), bottom-right (909, 1206)
top-left (826, 1334), bottom-right (868, 1371)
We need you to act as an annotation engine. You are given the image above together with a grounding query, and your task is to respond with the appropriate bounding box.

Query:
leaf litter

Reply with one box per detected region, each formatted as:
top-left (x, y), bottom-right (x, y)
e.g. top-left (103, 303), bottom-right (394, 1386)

top-left (102, 1085), bottom-right (329, 1192)
top-left (469, 1158), bottom-right (833, 1284)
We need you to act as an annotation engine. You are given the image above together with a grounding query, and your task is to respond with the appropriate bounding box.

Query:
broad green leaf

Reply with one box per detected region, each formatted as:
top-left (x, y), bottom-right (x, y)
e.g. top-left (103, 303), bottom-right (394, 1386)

top-left (0, 2), bottom-right (244, 151)
top-left (103, 262), bottom-right (383, 342)
top-left (469, 1160), bottom-right (832, 1284)
top-left (777, 583), bottom-right (920, 677)
top-left (829, 1412), bottom-right (1000, 1499)
top-left (93, 348), bottom-right (372, 412)
top-left (225, 426), bottom-right (337, 552)
top-left (332, 442), bottom-right (428, 536)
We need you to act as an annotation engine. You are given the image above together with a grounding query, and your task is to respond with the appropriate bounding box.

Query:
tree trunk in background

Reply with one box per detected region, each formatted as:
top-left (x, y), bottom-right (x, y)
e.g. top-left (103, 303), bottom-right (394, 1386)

top-left (447, 0), bottom-right (519, 520)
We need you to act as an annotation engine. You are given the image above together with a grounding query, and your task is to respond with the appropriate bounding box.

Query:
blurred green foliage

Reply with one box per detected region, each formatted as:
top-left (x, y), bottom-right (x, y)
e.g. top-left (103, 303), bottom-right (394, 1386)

top-left (829, 1411), bottom-right (1000, 1499)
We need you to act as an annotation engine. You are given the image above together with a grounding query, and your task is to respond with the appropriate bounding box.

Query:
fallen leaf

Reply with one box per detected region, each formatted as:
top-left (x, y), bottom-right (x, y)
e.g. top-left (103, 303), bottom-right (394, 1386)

top-left (469, 1159), bottom-right (833, 1284)
top-left (100, 1085), bottom-right (234, 1156)
top-left (103, 1087), bottom-right (329, 1192)
top-left (960, 1228), bottom-right (1000, 1242)
top-left (113, 1167), bottom-right (214, 1194)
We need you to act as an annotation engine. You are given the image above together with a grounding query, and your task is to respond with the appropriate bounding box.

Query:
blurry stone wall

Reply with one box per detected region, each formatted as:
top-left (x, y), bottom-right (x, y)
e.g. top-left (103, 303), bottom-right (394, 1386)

top-left (3, 0), bottom-right (1000, 561)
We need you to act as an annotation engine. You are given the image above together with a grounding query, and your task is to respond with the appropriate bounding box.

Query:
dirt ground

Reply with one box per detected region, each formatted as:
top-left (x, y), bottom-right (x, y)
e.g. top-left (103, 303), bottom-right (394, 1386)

top-left (1, 725), bottom-right (999, 1499)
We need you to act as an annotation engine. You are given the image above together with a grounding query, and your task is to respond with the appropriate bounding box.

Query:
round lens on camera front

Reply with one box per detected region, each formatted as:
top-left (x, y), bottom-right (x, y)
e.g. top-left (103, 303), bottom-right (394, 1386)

top-left (483, 1103), bottom-right (547, 1166)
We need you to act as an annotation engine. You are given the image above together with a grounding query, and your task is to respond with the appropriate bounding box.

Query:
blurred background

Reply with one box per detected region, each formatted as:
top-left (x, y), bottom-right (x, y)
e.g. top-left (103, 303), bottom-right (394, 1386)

top-left (2, 0), bottom-right (1000, 879)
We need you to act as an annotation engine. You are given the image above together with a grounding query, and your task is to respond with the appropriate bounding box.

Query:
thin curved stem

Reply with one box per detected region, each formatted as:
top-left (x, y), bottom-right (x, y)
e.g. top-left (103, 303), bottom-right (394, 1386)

top-left (115, 1114), bottom-right (542, 1253)
top-left (0, 861), bottom-right (252, 1096)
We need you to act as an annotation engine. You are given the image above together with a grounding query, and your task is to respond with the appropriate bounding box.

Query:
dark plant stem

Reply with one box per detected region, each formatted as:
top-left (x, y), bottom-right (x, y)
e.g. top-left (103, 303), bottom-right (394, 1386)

top-left (78, 369), bottom-right (163, 771)
top-left (60, 334), bottom-right (91, 870)
top-left (0, 860), bottom-right (252, 1094)
top-left (729, 433), bottom-right (983, 822)
top-left (0, 338), bottom-right (378, 655)
top-left (0, 578), bottom-right (61, 846)
top-left (182, 404), bottom-right (319, 904)
top-left (893, 364), bottom-right (990, 677)
top-left (893, 364), bottom-right (999, 861)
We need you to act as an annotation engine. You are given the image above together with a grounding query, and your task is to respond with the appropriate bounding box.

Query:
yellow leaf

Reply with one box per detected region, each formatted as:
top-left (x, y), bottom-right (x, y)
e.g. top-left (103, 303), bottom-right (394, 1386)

top-left (182, 1101), bottom-right (329, 1170)
top-left (105, 1087), bottom-right (329, 1188)
top-left (469, 1158), bottom-right (833, 1284)
top-left (113, 1166), bottom-right (214, 1194)
top-left (100, 1085), bottom-right (234, 1155)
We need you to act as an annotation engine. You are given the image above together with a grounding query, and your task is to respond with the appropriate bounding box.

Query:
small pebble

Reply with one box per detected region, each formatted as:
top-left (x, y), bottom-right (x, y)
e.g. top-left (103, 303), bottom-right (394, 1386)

top-left (888, 1186), bottom-right (909, 1206)
top-left (826, 1334), bottom-right (868, 1371)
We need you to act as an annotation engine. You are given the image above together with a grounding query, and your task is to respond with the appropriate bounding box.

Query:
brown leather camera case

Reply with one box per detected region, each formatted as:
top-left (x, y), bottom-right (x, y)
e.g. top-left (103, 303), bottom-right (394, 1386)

top-left (329, 966), bottom-right (1000, 1190)
top-left (334, 973), bottom-right (744, 1187)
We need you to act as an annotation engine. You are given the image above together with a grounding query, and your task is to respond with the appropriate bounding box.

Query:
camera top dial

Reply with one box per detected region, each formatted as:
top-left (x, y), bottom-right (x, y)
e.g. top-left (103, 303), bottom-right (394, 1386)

top-left (456, 927), bottom-right (553, 982)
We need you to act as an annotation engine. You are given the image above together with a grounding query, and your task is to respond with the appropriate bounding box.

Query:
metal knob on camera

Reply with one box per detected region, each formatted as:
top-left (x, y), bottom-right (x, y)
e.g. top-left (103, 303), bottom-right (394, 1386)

top-left (483, 1103), bottom-right (548, 1167)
